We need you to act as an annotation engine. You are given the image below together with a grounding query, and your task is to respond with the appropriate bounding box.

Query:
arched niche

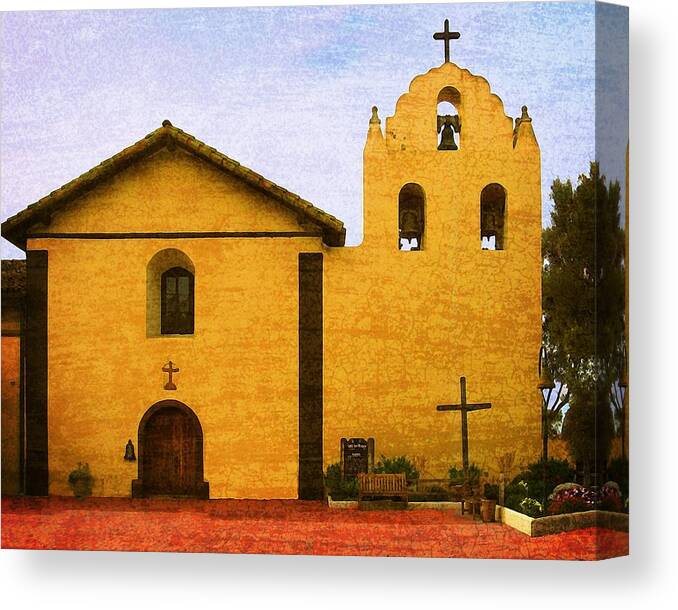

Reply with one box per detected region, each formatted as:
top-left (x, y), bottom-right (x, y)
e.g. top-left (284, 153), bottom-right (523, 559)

top-left (398, 183), bottom-right (426, 251)
top-left (480, 183), bottom-right (507, 250)
top-left (437, 86), bottom-right (462, 150)
top-left (147, 248), bottom-right (195, 336)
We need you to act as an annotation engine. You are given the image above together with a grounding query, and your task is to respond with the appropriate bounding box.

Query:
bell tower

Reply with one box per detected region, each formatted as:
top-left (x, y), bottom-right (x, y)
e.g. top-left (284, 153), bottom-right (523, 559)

top-left (362, 23), bottom-right (540, 256)
top-left (327, 22), bottom-right (543, 483)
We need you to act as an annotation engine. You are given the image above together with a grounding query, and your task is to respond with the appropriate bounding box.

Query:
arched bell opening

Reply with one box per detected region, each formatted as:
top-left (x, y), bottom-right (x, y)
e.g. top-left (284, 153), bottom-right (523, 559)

top-left (480, 183), bottom-right (507, 250)
top-left (437, 87), bottom-right (462, 151)
top-left (398, 183), bottom-right (426, 251)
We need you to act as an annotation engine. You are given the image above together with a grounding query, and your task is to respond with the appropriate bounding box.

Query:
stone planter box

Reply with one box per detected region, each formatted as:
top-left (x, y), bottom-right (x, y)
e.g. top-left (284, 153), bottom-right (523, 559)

top-left (498, 506), bottom-right (535, 535)
top-left (409, 501), bottom-right (459, 510)
top-left (499, 506), bottom-right (629, 537)
top-left (327, 496), bottom-right (359, 509)
top-left (327, 497), bottom-right (462, 510)
top-left (328, 497), bottom-right (502, 520)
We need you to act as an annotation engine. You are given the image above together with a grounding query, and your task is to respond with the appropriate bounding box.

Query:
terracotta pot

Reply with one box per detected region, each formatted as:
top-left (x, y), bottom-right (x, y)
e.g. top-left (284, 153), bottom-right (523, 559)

top-left (481, 499), bottom-right (497, 522)
top-left (70, 478), bottom-right (93, 499)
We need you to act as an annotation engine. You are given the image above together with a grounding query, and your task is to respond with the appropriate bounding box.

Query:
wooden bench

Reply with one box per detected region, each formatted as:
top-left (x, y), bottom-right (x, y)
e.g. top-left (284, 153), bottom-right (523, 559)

top-left (358, 473), bottom-right (408, 504)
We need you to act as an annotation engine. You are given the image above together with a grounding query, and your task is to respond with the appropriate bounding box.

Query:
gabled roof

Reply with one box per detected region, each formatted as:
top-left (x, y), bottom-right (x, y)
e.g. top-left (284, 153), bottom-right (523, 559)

top-left (1, 120), bottom-right (346, 249)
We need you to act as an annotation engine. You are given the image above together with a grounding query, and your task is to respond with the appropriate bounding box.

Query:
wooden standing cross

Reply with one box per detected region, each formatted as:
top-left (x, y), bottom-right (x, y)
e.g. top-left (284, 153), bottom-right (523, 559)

top-left (433, 19), bottom-right (461, 64)
top-left (162, 360), bottom-right (179, 390)
top-left (436, 376), bottom-right (492, 480)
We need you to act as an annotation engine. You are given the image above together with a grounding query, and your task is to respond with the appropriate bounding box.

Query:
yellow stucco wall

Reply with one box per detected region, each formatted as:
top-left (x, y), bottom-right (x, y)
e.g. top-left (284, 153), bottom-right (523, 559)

top-left (27, 61), bottom-right (542, 497)
top-left (30, 148), bottom-right (323, 499)
top-left (39, 148), bottom-right (307, 234)
top-left (1, 332), bottom-right (22, 496)
top-left (324, 63), bottom-right (542, 480)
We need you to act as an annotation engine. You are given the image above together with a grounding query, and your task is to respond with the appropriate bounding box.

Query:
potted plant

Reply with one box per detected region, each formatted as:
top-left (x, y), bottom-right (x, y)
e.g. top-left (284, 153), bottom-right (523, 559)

top-left (68, 462), bottom-right (94, 499)
top-left (481, 482), bottom-right (499, 522)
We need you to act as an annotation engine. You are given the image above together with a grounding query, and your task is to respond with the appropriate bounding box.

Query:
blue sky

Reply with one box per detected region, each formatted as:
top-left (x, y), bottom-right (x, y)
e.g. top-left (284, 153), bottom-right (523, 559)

top-left (0, 2), bottom-right (628, 258)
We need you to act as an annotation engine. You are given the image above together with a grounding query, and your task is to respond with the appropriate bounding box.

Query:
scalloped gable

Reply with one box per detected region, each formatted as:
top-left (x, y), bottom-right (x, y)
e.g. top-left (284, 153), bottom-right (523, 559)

top-left (384, 62), bottom-right (516, 153)
top-left (1, 121), bottom-right (346, 249)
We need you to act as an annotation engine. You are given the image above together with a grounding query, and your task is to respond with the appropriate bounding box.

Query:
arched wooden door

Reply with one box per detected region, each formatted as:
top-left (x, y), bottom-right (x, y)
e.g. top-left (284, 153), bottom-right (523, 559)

top-left (132, 400), bottom-right (208, 498)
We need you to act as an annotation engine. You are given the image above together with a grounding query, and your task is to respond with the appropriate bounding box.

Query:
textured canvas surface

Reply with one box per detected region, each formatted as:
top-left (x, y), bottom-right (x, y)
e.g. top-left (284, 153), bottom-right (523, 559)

top-left (0, 2), bottom-right (629, 560)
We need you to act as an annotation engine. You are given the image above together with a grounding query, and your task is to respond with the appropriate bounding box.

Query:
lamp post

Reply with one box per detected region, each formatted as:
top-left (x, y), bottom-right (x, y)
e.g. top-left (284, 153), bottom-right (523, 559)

top-left (538, 346), bottom-right (556, 463)
top-left (618, 347), bottom-right (628, 460)
top-left (537, 347), bottom-right (556, 514)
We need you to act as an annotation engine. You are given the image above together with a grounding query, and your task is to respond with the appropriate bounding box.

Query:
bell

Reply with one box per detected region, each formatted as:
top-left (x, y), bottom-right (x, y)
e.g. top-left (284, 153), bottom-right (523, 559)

top-left (437, 114), bottom-right (459, 151)
top-left (124, 439), bottom-right (136, 461)
top-left (438, 123), bottom-right (457, 150)
top-left (399, 208), bottom-right (421, 240)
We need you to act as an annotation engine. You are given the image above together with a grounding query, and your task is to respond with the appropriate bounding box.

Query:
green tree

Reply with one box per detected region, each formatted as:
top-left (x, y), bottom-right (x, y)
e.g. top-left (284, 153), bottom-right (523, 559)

top-left (542, 163), bottom-right (625, 482)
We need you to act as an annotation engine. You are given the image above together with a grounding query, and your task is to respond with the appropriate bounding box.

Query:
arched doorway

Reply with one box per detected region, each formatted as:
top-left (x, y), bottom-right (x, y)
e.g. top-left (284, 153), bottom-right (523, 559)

top-left (131, 400), bottom-right (209, 498)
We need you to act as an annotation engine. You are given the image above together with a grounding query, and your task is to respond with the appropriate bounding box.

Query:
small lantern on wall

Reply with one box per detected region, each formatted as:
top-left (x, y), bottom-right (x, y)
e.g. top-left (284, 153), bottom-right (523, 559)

top-left (124, 439), bottom-right (136, 461)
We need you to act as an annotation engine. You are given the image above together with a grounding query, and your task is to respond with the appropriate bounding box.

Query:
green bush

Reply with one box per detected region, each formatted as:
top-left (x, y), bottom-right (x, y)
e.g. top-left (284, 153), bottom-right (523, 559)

top-left (519, 497), bottom-right (544, 517)
top-left (509, 458), bottom-right (575, 502)
top-left (324, 462), bottom-right (359, 500)
top-left (448, 463), bottom-right (483, 485)
top-left (503, 480), bottom-right (544, 517)
top-left (606, 457), bottom-right (629, 500)
top-left (374, 455), bottom-right (419, 481)
top-left (483, 483), bottom-right (499, 501)
top-left (67, 462), bottom-right (94, 499)
top-left (504, 480), bottom-right (529, 511)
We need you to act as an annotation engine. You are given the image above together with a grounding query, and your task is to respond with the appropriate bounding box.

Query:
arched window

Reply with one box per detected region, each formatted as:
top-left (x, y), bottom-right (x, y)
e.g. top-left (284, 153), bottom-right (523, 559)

top-left (399, 183), bottom-right (426, 251)
top-left (480, 183), bottom-right (507, 250)
top-left (161, 267), bottom-right (194, 335)
top-left (437, 87), bottom-right (462, 151)
top-left (146, 248), bottom-right (195, 337)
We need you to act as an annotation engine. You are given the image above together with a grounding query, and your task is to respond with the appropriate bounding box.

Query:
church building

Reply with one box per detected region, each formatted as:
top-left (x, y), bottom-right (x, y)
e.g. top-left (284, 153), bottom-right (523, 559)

top-left (1, 27), bottom-right (542, 500)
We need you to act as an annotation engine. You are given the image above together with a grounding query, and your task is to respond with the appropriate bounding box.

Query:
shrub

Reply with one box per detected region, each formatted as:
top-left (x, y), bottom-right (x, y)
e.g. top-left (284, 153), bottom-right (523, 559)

top-left (67, 462), bottom-right (94, 499)
top-left (374, 455), bottom-right (419, 481)
top-left (547, 486), bottom-right (595, 514)
top-left (483, 483), bottom-right (499, 501)
top-left (519, 497), bottom-right (544, 517)
top-left (562, 390), bottom-right (615, 476)
top-left (504, 479), bottom-right (529, 511)
top-left (509, 459), bottom-right (575, 502)
top-left (324, 462), bottom-right (359, 500)
top-left (606, 457), bottom-right (629, 500)
top-left (325, 462), bottom-right (342, 485)
top-left (504, 494), bottom-right (523, 511)
top-left (598, 485), bottom-right (623, 512)
top-left (448, 463), bottom-right (483, 485)
top-left (547, 484), bottom-right (623, 515)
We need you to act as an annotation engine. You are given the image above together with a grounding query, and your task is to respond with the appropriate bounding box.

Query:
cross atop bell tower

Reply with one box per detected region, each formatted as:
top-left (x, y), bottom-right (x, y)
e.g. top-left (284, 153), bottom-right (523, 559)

top-left (433, 19), bottom-right (461, 63)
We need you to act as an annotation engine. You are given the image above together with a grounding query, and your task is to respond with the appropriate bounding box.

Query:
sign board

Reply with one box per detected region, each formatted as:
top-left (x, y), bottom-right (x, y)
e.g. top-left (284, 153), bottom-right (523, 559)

top-left (340, 437), bottom-right (375, 479)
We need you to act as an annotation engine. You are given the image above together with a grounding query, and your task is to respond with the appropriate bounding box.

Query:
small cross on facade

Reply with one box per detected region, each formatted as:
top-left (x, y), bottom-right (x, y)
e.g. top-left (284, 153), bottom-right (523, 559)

top-left (162, 360), bottom-right (179, 390)
top-left (433, 19), bottom-right (461, 64)
top-left (436, 376), bottom-right (492, 481)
